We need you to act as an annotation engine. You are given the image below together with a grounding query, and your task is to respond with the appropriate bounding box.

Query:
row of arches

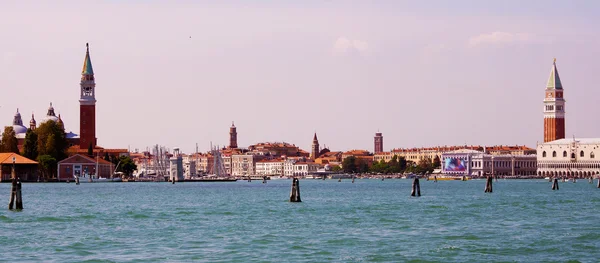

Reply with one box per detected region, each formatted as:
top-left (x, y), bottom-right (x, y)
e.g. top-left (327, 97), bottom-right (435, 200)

top-left (538, 170), bottom-right (599, 178)
top-left (542, 150), bottom-right (595, 159)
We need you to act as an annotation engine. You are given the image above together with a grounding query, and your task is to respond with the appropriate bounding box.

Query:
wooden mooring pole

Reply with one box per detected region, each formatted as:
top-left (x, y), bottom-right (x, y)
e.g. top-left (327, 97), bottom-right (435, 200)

top-left (8, 163), bottom-right (22, 210)
top-left (552, 178), bottom-right (559, 190)
top-left (15, 177), bottom-right (23, 210)
top-left (484, 176), bottom-right (493, 193)
top-left (411, 178), bottom-right (421, 197)
top-left (289, 178), bottom-right (301, 202)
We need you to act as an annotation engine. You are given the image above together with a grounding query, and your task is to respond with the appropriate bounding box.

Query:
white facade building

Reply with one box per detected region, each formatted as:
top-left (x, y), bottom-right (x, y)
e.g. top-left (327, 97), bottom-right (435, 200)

top-left (231, 154), bottom-right (256, 176)
top-left (442, 149), bottom-right (537, 177)
top-left (169, 148), bottom-right (185, 182)
top-left (255, 160), bottom-right (283, 176)
top-left (537, 138), bottom-right (600, 178)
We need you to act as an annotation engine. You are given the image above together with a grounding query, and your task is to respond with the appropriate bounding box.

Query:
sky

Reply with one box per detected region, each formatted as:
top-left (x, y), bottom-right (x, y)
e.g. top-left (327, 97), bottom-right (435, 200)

top-left (1, 0), bottom-right (600, 154)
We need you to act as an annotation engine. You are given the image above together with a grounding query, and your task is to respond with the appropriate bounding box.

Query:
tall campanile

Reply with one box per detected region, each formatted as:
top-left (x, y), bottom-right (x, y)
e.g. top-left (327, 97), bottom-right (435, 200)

top-left (79, 43), bottom-right (97, 149)
top-left (543, 58), bottom-right (566, 143)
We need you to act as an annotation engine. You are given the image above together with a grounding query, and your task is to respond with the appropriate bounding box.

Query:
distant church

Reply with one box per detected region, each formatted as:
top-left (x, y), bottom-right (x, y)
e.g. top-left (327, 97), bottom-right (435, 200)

top-left (8, 43), bottom-right (127, 158)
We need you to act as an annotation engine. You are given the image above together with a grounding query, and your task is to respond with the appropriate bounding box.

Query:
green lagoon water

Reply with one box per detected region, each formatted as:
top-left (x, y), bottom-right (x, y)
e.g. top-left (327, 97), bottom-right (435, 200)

top-left (1, 179), bottom-right (599, 262)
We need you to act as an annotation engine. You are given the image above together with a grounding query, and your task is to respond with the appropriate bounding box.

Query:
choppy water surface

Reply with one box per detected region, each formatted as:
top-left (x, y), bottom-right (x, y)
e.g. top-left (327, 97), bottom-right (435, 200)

top-left (1, 179), bottom-right (599, 262)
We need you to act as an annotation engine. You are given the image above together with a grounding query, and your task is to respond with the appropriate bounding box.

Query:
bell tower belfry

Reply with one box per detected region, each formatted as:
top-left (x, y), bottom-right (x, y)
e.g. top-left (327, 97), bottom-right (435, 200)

top-left (543, 58), bottom-right (566, 143)
top-left (79, 43), bottom-right (97, 149)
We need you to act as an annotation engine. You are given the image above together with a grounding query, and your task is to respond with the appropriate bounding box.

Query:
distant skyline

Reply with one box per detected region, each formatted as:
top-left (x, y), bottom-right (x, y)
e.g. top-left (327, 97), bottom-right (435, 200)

top-left (1, 1), bottom-right (600, 153)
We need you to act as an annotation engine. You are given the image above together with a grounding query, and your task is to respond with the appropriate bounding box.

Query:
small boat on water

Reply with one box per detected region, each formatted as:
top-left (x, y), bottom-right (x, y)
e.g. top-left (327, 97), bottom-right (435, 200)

top-left (75, 173), bottom-right (122, 183)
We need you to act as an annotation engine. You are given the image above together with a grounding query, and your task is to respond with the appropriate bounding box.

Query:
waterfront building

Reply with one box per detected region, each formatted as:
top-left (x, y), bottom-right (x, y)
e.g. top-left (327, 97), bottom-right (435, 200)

top-left (536, 138), bottom-right (600, 178)
top-left (543, 59), bottom-right (566, 143)
top-left (169, 148), bottom-right (184, 182)
top-left (374, 132), bottom-right (383, 154)
top-left (315, 151), bottom-right (343, 165)
top-left (183, 159), bottom-right (196, 179)
top-left (231, 154), bottom-right (262, 176)
top-left (0, 153), bottom-right (39, 181)
top-left (255, 159), bottom-right (283, 176)
top-left (291, 162), bottom-right (321, 177)
top-left (341, 149), bottom-right (374, 166)
top-left (57, 154), bottom-right (115, 181)
top-left (247, 142), bottom-right (309, 158)
top-left (311, 133), bottom-right (319, 160)
top-left (441, 149), bottom-right (537, 177)
top-left (374, 145), bottom-right (534, 164)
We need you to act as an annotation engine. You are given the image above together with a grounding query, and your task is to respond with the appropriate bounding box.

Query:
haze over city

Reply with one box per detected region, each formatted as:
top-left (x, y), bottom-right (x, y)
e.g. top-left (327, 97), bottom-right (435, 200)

top-left (2, 0), bottom-right (599, 153)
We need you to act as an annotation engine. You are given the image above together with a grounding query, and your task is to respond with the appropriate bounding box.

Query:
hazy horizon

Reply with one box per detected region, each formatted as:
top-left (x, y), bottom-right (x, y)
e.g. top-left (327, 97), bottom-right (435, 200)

top-left (2, 1), bottom-right (599, 153)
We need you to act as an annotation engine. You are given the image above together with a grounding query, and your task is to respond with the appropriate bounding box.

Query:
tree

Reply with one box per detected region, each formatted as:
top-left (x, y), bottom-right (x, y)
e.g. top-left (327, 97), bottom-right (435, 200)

top-left (433, 155), bottom-right (441, 169)
top-left (22, 128), bottom-right (38, 160)
top-left (398, 156), bottom-right (407, 172)
top-left (37, 154), bottom-right (57, 180)
top-left (342, 156), bottom-right (357, 173)
top-left (357, 159), bottom-right (369, 174)
top-left (87, 143), bottom-right (94, 157)
top-left (332, 165), bottom-right (342, 172)
top-left (115, 155), bottom-right (137, 176)
top-left (36, 121), bottom-right (68, 162)
top-left (103, 152), bottom-right (110, 162)
top-left (0, 127), bottom-right (19, 154)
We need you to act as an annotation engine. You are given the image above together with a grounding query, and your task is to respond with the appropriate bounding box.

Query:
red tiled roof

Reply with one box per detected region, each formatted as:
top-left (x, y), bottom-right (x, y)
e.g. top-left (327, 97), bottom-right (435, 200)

top-left (0, 153), bottom-right (38, 165)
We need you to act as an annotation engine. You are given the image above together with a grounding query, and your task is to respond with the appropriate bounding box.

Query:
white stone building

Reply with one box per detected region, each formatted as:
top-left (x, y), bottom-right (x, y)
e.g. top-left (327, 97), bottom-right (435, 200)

top-left (255, 160), bottom-right (283, 176)
top-left (441, 149), bottom-right (537, 177)
top-left (169, 148), bottom-right (184, 182)
top-left (536, 138), bottom-right (600, 178)
top-left (231, 154), bottom-right (256, 176)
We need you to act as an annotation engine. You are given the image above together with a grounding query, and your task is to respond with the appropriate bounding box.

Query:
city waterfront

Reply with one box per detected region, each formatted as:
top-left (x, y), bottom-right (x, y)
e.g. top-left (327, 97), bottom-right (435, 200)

top-left (1, 180), bottom-right (599, 262)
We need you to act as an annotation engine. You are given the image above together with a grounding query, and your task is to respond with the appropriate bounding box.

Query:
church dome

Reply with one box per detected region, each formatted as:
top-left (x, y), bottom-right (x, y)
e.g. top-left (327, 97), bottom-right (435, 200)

top-left (42, 102), bottom-right (59, 123)
top-left (12, 109), bottom-right (27, 134)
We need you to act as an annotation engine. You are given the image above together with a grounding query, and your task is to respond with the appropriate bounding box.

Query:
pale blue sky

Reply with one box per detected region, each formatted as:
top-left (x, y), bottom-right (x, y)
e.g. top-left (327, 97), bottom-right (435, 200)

top-left (1, 1), bottom-right (599, 153)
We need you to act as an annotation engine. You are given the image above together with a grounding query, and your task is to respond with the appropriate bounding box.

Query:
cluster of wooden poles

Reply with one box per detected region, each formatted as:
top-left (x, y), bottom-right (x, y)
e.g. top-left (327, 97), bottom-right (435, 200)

top-left (9, 174), bottom-right (600, 208)
top-left (8, 166), bottom-right (23, 210)
top-left (287, 175), bottom-right (600, 202)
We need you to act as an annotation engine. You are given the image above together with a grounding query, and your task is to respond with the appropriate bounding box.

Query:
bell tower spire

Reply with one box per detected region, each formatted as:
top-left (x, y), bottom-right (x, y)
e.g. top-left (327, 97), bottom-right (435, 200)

top-left (311, 132), bottom-right (320, 160)
top-left (543, 58), bottom-right (566, 142)
top-left (80, 43), bottom-right (97, 149)
top-left (229, 122), bottom-right (238, 149)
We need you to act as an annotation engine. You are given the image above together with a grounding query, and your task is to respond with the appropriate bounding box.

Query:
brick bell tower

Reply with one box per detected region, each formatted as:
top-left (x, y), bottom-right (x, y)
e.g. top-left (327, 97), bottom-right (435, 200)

top-left (229, 122), bottom-right (238, 149)
top-left (311, 133), bottom-right (319, 160)
top-left (79, 43), bottom-right (97, 149)
top-left (543, 58), bottom-right (566, 143)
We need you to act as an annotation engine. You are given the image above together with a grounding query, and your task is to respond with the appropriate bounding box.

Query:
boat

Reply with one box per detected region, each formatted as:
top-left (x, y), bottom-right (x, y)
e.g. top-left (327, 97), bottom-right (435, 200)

top-left (74, 173), bottom-right (122, 183)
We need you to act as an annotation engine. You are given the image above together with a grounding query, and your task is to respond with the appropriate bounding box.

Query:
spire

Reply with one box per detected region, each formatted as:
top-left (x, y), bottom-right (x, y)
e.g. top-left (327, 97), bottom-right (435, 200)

top-left (13, 108), bottom-right (23, 126)
top-left (47, 102), bottom-right (56, 117)
top-left (82, 43), bottom-right (94, 75)
top-left (313, 132), bottom-right (318, 142)
top-left (30, 113), bottom-right (36, 130)
top-left (231, 121), bottom-right (235, 127)
top-left (546, 58), bottom-right (563, 89)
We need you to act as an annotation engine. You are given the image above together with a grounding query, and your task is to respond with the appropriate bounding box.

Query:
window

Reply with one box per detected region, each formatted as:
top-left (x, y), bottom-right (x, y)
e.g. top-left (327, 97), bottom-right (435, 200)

top-left (571, 153), bottom-right (576, 159)
top-left (552, 151), bottom-right (557, 157)
top-left (563, 151), bottom-right (567, 157)
top-left (543, 151), bottom-right (547, 157)
top-left (580, 151), bottom-right (585, 157)
top-left (591, 152), bottom-right (595, 159)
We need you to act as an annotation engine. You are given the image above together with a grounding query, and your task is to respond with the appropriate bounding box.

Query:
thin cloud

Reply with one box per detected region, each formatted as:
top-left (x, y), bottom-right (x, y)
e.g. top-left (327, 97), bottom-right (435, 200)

top-left (332, 37), bottom-right (369, 55)
top-left (468, 32), bottom-right (531, 47)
